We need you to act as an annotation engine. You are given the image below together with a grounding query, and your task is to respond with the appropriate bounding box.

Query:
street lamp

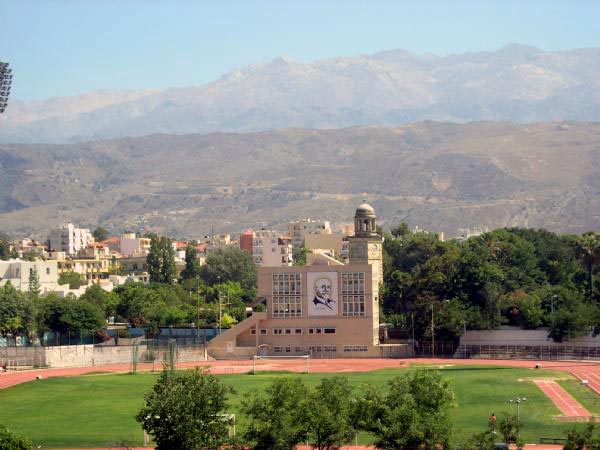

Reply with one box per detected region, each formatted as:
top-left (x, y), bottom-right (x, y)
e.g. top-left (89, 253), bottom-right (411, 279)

top-left (508, 397), bottom-right (526, 423)
top-left (217, 275), bottom-right (222, 335)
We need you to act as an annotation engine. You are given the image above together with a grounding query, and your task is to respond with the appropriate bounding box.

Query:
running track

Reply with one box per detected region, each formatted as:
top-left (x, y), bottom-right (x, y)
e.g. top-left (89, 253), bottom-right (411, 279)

top-left (2, 358), bottom-right (600, 393)
top-left (533, 379), bottom-right (591, 417)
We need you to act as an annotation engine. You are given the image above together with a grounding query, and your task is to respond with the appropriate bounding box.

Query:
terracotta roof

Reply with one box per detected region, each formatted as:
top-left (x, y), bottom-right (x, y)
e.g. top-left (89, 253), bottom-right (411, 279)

top-left (100, 237), bottom-right (120, 244)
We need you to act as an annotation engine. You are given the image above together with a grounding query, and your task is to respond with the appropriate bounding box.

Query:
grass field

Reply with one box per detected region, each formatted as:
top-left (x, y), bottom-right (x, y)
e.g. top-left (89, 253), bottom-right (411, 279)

top-left (0, 365), bottom-right (596, 448)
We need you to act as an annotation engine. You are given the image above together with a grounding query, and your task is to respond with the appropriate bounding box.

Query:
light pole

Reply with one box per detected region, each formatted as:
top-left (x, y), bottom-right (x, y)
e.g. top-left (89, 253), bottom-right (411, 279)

top-left (217, 275), bottom-right (222, 335)
top-left (196, 277), bottom-right (201, 343)
top-left (508, 397), bottom-right (526, 424)
top-left (431, 303), bottom-right (435, 357)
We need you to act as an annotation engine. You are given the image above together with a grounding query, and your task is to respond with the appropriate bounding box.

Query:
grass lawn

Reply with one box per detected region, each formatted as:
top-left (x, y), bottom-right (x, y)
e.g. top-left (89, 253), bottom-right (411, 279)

top-left (0, 364), bottom-right (596, 448)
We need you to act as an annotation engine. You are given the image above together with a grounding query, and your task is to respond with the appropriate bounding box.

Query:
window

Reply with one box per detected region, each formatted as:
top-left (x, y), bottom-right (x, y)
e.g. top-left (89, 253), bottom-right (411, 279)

top-left (273, 328), bottom-right (283, 335)
top-left (341, 272), bottom-right (366, 317)
top-left (323, 328), bottom-right (336, 334)
top-left (285, 346), bottom-right (291, 353)
top-left (294, 328), bottom-right (302, 335)
top-left (343, 345), bottom-right (369, 353)
top-left (274, 346), bottom-right (283, 353)
top-left (272, 273), bottom-right (302, 318)
top-left (250, 329), bottom-right (256, 335)
top-left (46, 268), bottom-right (50, 275)
top-left (294, 346), bottom-right (303, 352)
top-left (260, 329), bottom-right (268, 335)
top-left (284, 328), bottom-right (292, 335)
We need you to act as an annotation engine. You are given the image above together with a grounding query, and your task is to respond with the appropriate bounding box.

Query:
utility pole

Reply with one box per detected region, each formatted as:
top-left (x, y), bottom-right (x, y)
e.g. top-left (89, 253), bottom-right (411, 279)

top-left (196, 277), bottom-right (200, 343)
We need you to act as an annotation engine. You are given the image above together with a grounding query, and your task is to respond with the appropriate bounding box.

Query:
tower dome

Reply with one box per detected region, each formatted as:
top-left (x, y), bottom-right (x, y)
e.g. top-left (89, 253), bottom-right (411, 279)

top-left (355, 202), bottom-right (376, 218)
top-left (354, 202), bottom-right (377, 237)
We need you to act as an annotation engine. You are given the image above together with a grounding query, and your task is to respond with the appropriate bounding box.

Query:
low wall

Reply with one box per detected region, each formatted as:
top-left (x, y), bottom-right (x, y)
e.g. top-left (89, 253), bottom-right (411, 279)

top-left (460, 328), bottom-right (600, 347)
top-left (1, 344), bottom-right (209, 368)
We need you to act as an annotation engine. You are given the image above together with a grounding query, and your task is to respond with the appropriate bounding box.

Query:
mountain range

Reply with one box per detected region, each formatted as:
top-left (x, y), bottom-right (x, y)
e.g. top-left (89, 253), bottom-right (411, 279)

top-left (3, 44), bottom-right (600, 144)
top-left (1, 122), bottom-right (599, 239)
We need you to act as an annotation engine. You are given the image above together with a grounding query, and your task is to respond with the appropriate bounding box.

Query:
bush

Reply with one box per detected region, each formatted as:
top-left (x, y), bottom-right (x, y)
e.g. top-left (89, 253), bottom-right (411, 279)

top-left (0, 424), bottom-right (33, 450)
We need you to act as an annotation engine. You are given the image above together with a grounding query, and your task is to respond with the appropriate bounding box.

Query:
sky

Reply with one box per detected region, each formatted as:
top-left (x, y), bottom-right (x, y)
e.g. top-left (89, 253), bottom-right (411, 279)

top-left (2, 0), bottom-right (600, 102)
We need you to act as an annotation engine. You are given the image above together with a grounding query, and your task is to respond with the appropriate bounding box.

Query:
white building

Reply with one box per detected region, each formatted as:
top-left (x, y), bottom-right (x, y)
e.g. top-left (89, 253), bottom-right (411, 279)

top-left (252, 230), bottom-right (293, 267)
top-left (287, 219), bottom-right (331, 247)
top-left (48, 223), bottom-right (94, 255)
top-left (0, 259), bottom-right (60, 293)
top-left (120, 233), bottom-right (151, 257)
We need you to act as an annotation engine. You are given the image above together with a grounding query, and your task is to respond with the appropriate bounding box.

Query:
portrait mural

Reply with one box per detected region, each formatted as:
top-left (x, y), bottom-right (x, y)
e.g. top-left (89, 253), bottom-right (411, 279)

top-left (307, 272), bottom-right (338, 316)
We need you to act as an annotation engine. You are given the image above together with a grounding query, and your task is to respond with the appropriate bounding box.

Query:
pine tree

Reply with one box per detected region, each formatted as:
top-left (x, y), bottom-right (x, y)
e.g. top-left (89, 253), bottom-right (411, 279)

top-left (28, 267), bottom-right (41, 300)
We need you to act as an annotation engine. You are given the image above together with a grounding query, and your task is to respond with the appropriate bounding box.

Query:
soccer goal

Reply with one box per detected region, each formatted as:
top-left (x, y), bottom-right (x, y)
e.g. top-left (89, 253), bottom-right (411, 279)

top-left (252, 354), bottom-right (311, 374)
top-left (130, 339), bottom-right (178, 374)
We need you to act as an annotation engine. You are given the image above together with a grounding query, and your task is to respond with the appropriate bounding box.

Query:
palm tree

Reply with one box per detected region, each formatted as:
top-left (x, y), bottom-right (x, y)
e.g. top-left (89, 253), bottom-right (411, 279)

top-left (576, 232), bottom-right (600, 300)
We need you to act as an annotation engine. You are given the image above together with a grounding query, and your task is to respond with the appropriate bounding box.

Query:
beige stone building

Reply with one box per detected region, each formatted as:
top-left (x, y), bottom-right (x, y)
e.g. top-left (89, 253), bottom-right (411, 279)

top-left (209, 203), bottom-right (409, 358)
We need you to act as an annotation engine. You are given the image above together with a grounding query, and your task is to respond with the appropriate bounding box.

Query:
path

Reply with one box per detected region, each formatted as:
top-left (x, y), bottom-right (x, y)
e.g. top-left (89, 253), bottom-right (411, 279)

top-left (533, 379), bottom-right (591, 417)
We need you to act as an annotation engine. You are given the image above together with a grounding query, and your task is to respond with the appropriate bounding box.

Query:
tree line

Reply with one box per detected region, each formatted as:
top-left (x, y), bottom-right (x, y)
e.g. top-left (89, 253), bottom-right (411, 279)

top-left (0, 243), bottom-right (257, 341)
top-left (382, 227), bottom-right (600, 343)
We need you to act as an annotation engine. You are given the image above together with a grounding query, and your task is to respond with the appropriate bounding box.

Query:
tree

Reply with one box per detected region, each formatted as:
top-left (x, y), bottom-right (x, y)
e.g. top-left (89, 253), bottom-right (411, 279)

top-left (300, 377), bottom-right (355, 450)
top-left (0, 233), bottom-right (11, 261)
top-left (0, 424), bottom-right (33, 449)
top-left (498, 413), bottom-right (522, 447)
top-left (136, 368), bottom-right (234, 450)
top-left (92, 226), bottom-right (108, 242)
top-left (243, 378), bottom-right (309, 450)
top-left (147, 236), bottom-right (176, 284)
top-left (79, 284), bottom-right (119, 319)
top-left (0, 283), bottom-right (35, 337)
top-left (575, 232), bottom-right (600, 300)
top-left (361, 370), bottom-right (454, 450)
top-left (563, 423), bottom-right (600, 450)
top-left (180, 244), bottom-right (201, 281)
top-left (201, 247), bottom-right (257, 293)
top-left (28, 267), bottom-right (41, 300)
top-left (58, 271), bottom-right (84, 289)
top-left (292, 245), bottom-right (308, 266)
top-left (38, 295), bottom-right (105, 335)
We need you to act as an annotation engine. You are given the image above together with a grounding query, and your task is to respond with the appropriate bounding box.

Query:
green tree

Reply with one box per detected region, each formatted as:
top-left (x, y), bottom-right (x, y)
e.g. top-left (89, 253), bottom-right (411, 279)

top-left (136, 368), bottom-right (234, 450)
top-left (92, 226), bottom-right (109, 242)
top-left (563, 423), bottom-right (600, 450)
top-left (180, 244), bottom-right (201, 281)
top-left (147, 236), bottom-right (176, 284)
top-left (362, 370), bottom-right (453, 450)
top-left (0, 283), bottom-right (35, 337)
top-left (28, 267), bottom-right (41, 301)
top-left (0, 233), bottom-right (11, 261)
top-left (0, 424), bottom-right (33, 450)
top-left (575, 232), bottom-right (600, 300)
top-left (300, 377), bottom-right (355, 450)
top-left (58, 271), bottom-right (84, 289)
top-left (292, 245), bottom-right (308, 266)
top-left (498, 413), bottom-right (522, 447)
top-left (201, 247), bottom-right (257, 294)
top-left (79, 284), bottom-right (119, 319)
top-left (38, 295), bottom-right (105, 335)
top-left (243, 378), bottom-right (309, 450)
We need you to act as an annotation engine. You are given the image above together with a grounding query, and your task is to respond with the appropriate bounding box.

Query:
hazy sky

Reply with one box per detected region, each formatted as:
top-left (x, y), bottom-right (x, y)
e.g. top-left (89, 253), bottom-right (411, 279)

top-left (2, 0), bottom-right (600, 101)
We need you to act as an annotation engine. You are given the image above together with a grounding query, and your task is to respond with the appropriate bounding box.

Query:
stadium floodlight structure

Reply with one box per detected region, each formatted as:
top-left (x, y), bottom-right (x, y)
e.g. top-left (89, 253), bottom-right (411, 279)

top-left (0, 61), bottom-right (12, 113)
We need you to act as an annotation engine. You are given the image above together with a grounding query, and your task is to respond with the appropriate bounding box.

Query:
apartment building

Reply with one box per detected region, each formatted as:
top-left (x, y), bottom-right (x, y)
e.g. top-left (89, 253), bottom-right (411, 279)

top-left (287, 219), bottom-right (331, 247)
top-left (48, 223), bottom-right (94, 255)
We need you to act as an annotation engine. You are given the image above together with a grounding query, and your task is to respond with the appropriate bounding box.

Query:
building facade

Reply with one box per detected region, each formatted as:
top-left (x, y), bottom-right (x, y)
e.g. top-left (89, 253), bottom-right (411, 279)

top-left (48, 223), bottom-right (94, 255)
top-left (251, 230), bottom-right (293, 267)
top-left (208, 204), bottom-right (407, 358)
top-left (287, 219), bottom-right (332, 248)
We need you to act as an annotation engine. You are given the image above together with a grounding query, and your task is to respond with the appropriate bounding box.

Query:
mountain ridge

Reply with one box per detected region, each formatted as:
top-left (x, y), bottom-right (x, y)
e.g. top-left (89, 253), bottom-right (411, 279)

top-left (3, 45), bottom-right (600, 144)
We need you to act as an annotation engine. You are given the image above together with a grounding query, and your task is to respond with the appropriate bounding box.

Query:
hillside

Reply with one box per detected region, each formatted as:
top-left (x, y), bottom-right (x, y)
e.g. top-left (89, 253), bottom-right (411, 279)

top-left (1, 121), bottom-right (599, 239)
top-left (3, 45), bottom-right (600, 144)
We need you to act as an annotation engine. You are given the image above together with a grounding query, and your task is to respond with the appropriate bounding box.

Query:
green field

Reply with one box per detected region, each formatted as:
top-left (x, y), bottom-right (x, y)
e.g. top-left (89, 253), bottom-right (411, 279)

top-left (0, 365), bottom-right (597, 448)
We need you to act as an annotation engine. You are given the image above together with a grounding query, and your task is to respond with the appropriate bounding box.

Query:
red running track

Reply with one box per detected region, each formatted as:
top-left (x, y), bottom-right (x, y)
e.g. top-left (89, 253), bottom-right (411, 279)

top-left (533, 379), bottom-right (591, 417)
top-left (1, 357), bottom-right (600, 394)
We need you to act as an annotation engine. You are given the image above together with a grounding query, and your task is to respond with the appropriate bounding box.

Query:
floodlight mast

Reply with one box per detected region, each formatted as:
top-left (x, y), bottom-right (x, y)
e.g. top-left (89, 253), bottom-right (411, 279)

top-left (0, 61), bottom-right (12, 113)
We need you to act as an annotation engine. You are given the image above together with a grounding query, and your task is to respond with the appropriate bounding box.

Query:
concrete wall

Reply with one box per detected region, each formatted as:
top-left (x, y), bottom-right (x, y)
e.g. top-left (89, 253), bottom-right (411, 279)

top-left (0, 345), bottom-right (208, 368)
top-left (460, 327), bottom-right (600, 347)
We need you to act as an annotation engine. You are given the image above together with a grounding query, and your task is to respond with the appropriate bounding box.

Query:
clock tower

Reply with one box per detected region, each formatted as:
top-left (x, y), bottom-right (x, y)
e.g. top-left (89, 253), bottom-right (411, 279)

top-left (348, 202), bottom-right (383, 290)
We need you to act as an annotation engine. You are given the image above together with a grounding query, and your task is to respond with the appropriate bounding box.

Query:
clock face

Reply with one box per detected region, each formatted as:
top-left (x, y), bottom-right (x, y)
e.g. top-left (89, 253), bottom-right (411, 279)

top-left (369, 243), bottom-right (379, 256)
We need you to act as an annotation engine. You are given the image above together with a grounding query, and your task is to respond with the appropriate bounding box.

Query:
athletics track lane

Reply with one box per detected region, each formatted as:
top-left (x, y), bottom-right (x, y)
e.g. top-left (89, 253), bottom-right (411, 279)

top-left (533, 379), bottom-right (591, 417)
top-left (2, 357), bottom-right (600, 394)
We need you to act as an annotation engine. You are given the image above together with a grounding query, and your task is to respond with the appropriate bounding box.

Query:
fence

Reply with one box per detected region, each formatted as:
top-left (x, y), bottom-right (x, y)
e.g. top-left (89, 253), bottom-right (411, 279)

top-left (455, 344), bottom-right (600, 361)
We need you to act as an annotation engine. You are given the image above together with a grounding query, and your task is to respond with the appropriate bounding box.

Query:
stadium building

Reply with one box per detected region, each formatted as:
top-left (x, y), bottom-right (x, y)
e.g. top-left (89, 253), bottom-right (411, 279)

top-left (209, 203), bottom-right (409, 358)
